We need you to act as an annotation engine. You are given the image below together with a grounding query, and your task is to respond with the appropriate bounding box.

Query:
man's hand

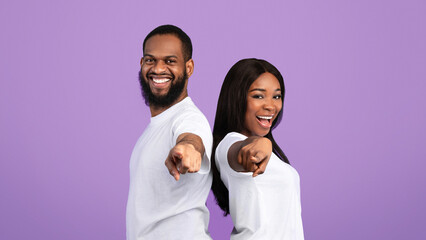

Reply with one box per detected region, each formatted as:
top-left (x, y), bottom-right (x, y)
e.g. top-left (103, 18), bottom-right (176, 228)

top-left (165, 133), bottom-right (204, 181)
top-left (229, 136), bottom-right (272, 177)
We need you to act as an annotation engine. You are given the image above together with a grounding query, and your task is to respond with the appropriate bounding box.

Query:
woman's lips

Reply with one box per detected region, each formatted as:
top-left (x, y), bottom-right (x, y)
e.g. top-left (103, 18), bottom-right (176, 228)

top-left (256, 115), bottom-right (273, 128)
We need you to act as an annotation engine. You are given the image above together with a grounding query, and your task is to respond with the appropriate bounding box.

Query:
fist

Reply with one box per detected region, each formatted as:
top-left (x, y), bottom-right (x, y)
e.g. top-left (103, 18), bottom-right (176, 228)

top-left (238, 137), bottom-right (272, 177)
top-left (165, 143), bottom-right (202, 181)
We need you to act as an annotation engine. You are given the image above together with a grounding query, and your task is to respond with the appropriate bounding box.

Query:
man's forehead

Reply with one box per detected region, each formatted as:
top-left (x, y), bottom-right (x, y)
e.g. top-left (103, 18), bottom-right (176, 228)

top-left (144, 34), bottom-right (183, 58)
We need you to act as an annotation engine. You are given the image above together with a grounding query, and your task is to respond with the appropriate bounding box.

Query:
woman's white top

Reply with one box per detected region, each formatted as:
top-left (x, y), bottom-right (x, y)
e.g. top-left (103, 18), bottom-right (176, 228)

top-left (215, 132), bottom-right (304, 240)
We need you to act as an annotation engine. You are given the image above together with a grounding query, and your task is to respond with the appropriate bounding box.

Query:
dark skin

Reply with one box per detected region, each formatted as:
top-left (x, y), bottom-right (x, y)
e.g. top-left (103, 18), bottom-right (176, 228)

top-left (165, 133), bottom-right (205, 181)
top-left (141, 34), bottom-right (203, 181)
top-left (227, 73), bottom-right (282, 177)
top-left (228, 136), bottom-right (272, 177)
top-left (141, 34), bottom-right (194, 117)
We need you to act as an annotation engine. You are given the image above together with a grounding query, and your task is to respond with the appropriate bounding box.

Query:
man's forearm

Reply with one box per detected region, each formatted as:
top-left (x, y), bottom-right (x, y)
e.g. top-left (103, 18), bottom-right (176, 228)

top-left (176, 133), bottom-right (205, 156)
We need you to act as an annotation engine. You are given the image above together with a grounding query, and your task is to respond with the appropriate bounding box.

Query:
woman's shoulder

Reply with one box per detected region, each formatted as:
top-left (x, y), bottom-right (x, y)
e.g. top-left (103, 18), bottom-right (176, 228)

top-left (217, 132), bottom-right (246, 152)
top-left (215, 132), bottom-right (253, 178)
top-left (222, 132), bottom-right (247, 142)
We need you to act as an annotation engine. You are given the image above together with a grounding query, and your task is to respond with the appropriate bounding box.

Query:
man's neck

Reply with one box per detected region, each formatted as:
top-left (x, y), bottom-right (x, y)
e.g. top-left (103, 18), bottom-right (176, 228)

top-left (149, 92), bottom-right (188, 117)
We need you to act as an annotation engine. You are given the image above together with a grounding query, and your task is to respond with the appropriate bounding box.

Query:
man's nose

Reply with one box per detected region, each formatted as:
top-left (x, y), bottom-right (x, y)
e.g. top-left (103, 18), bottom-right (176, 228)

top-left (152, 61), bottom-right (166, 73)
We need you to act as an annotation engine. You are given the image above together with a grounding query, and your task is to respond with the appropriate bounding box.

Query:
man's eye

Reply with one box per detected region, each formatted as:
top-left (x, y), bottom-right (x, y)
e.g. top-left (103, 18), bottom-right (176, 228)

top-left (166, 60), bottom-right (176, 64)
top-left (145, 59), bottom-right (153, 63)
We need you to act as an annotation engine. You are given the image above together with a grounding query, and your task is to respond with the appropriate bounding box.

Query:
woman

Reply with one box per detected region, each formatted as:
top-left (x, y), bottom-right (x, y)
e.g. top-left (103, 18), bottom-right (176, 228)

top-left (211, 58), bottom-right (304, 239)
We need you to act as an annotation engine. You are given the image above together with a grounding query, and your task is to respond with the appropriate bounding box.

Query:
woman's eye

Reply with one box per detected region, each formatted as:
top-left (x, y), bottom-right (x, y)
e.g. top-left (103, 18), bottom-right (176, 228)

top-left (252, 95), bottom-right (263, 99)
top-left (274, 95), bottom-right (282, 99)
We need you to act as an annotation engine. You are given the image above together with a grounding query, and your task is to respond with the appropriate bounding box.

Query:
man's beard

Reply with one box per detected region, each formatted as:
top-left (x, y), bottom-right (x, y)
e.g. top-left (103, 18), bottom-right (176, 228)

top-left (139, 70), bottom-right (187, 108)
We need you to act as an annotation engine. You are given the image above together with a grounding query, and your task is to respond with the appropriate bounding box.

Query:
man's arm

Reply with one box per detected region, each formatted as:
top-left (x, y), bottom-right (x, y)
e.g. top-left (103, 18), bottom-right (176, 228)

top-left (165, 133), bottom-right (205, 181)
top-left (227, 136), bottom-right (272, 177)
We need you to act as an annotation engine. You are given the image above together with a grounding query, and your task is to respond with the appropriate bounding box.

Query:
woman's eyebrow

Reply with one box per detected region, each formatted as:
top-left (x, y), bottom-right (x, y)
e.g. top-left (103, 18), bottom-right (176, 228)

top-left (249, 88), bottom-right (265, 92)
top-left (249, 88), bottom-right (281, 92)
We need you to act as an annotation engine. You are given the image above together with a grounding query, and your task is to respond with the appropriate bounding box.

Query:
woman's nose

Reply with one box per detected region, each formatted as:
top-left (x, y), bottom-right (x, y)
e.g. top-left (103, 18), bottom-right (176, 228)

top-left (263, 99), bottom-right (275, 112)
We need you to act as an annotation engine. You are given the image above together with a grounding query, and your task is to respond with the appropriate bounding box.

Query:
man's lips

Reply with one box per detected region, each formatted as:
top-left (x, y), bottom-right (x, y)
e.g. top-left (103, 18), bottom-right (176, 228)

top-left (148, 74), bottom-right (173, 85)
top-left (152, 77), bottom-right (171, 84)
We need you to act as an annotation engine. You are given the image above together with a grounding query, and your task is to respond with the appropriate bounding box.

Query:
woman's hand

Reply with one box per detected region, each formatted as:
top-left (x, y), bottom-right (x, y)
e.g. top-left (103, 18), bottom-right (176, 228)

top-left (228, 136), bottom-right (272, 177)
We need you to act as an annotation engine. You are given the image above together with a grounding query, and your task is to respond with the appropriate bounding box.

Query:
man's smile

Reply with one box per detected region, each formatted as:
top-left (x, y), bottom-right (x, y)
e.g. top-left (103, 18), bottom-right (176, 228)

top-left (147, 74), bottom-right (173, 88)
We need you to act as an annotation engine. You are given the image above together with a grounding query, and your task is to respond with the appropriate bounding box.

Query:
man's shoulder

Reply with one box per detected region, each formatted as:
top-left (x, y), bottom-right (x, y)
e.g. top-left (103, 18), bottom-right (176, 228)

top-left (173, 98), bottom-right (208, 121)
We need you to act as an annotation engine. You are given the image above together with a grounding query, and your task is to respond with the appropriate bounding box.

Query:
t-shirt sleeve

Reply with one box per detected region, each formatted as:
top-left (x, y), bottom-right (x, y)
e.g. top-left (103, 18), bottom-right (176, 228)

top-left (215, 132), bottom-right (263, 236)
top-left (215, 132), bottom-right (253, 178)
top-left (172, 109), bottom-right (212, 174)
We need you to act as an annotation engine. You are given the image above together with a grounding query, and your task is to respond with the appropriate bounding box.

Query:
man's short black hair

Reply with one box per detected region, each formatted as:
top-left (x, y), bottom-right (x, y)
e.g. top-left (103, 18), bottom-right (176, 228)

top-left (143, 25), bottom-right (193, 61)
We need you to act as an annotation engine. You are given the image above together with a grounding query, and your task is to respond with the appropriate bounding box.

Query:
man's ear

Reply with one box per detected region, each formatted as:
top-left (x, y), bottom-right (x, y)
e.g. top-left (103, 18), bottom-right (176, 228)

top-left (185, 59), bottom-right (194, 78)
top-left (140, 57), bottom-right (144, 67)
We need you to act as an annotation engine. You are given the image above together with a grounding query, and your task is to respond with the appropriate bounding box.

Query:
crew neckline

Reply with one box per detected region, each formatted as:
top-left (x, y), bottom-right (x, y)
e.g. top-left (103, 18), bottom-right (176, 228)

top-left (150, 97), bottom-right (192, 124)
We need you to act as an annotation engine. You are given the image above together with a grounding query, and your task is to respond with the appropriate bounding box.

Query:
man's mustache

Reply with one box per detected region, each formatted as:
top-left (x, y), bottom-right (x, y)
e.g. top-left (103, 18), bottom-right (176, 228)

top-left (147, 72), bottom-right (174, 79)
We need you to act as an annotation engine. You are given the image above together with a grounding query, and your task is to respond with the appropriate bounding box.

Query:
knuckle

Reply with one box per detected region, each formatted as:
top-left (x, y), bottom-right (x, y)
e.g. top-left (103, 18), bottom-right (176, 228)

top-left (183, 161), bottom-right (191, 168)
top-left (241, 146), bottom-right (249, 153)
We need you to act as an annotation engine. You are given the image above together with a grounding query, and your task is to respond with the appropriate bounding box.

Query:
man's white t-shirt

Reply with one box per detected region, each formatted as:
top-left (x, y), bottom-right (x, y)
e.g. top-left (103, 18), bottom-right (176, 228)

top-left (126, 97), bottom-right (212, 240)
top-left (215, 132), bottom-right (304, 240)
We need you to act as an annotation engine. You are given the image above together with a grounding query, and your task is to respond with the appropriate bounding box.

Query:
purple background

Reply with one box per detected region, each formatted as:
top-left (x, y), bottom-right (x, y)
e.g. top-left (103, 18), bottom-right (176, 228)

top-left (1, 0), bottom-right (425, 239)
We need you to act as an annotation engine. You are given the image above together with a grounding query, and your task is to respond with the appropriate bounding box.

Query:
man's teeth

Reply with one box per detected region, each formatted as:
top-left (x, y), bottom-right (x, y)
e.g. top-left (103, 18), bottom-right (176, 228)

top-left (257, 116), bottom-right (273, 120)
top-left (152, 78), bottom-right (171, 83)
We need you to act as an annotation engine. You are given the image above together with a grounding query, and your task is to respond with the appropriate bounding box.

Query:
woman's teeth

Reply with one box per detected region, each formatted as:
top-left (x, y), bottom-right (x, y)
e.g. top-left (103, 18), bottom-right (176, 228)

top-left (257, 116), bottom-right (273, 120)
top-left (257, 116), bottom-right (274, 126)
top-left (256, 116), bottom-right (272, 122)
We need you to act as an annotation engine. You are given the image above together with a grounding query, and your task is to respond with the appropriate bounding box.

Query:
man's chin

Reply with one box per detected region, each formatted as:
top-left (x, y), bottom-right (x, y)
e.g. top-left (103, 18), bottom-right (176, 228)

top-left (139, 69), bottom-right (187, 108)
top-left (152, 94), bottom-right (170, 103)
top-left (150, 88), bottom-right (171, 98)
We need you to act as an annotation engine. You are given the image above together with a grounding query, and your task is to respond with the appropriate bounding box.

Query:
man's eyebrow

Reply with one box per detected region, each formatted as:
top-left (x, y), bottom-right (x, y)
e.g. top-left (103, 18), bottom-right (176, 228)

top-left (143, 54), bottom-right (178, 59)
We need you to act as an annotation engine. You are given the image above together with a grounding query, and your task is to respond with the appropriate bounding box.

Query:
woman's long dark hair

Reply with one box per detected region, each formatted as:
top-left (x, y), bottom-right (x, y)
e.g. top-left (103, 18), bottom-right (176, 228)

top-left (211, 58), bottom-right (290, 215)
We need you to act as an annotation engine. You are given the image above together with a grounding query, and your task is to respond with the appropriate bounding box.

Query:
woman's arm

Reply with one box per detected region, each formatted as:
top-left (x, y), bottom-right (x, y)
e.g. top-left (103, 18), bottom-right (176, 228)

top-left (227, 136), bottom-right (272, 177)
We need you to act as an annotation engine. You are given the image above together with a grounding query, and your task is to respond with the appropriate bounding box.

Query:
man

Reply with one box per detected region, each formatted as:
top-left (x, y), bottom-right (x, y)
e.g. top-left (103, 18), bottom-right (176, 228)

top-left (126, 25), bottom-right (212, 239)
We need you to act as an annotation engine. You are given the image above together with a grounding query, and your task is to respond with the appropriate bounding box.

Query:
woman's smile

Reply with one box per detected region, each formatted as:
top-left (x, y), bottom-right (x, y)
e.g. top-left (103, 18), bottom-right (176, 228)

top-left (241, 72), bottom-right (283, 137)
